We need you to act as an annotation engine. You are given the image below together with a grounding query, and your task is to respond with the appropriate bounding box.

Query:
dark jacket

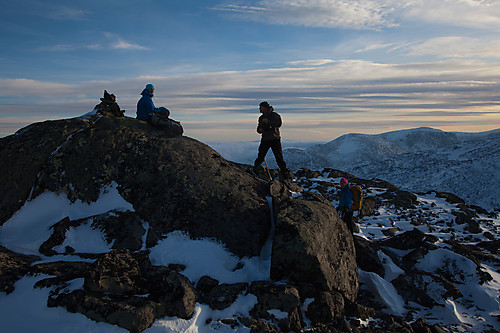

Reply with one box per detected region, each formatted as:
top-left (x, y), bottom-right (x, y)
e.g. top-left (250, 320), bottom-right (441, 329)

top-left (257, 111), bottom-right (282, 141)
top-left (136, 89), bottom-right (166, 121)
top-left (338, 186), bottom-right (353, 211)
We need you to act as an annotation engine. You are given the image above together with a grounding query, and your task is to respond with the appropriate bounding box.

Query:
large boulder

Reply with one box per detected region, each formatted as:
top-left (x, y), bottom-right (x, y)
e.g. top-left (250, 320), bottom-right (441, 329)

top-left (0, 115), bottom-right (270, 258)
top-left (270, 191), bottom-right (359, 302)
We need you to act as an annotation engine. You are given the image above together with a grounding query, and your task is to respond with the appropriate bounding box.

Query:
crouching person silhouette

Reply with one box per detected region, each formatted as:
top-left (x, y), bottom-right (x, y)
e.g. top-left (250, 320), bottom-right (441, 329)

top-left (136, 83), bottom-right (183, 137)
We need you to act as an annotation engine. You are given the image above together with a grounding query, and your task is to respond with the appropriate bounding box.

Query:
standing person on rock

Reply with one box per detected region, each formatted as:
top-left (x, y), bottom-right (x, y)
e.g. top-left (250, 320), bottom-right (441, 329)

top-left (253, 101), bottom-right (292, 180)
top-left (337, 177), bottom-right (354, 232)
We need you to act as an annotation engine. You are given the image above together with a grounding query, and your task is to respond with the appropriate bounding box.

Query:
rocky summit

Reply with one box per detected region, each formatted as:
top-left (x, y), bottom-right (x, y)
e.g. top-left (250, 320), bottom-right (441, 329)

top-left (0, 101), bottom-right (360, 332)
top-left (0, 97), bottom-right (498, 333)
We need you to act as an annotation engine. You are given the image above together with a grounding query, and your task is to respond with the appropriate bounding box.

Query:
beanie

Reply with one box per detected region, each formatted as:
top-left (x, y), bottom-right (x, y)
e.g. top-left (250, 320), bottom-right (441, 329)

top-left (340, 178), bottom-right (348, 186)
top-left (145, 83), bottom-right (154, 90)
top-left (260, 101), bottom-right (271, 109)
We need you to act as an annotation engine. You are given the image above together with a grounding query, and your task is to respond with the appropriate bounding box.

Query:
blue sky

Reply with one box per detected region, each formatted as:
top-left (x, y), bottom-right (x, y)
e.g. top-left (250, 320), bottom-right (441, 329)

top-left (1, 0), bottom-right (499, 141)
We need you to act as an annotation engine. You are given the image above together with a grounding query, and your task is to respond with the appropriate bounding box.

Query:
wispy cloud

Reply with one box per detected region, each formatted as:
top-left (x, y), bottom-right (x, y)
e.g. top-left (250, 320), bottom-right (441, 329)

top-left (214, 0), bottom-right (500, 31)
top-left (104, 33), bottom-right (149, 50)
top-left (396, 0), bottom-right (500, 30)
top-left (407, 36), bottom-right (500, 59)
top-left (287, 59), bottom-right (336, 66)
top-left (111, 40), bottom-right (149, 50)
top-left (47, 6), bottom-right (90, 21)
top-left (38, 44), bottom-right (102, 52)
top-left (213, 0), bottom-right (397, 30)
top-left (355, 42), bottom-right (394, 53)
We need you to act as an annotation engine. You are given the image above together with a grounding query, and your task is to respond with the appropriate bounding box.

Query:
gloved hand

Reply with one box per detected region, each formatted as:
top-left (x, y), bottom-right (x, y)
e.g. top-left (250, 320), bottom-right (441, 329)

top-left (159, 107), bottom-right (170, 117)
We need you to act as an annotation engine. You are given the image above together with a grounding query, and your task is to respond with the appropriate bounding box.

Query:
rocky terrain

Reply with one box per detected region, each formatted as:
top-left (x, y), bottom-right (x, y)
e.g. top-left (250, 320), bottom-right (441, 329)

top-left (257, 128), bottom-right (500, 211)
top-left (0, 95), bottom-right (498, 332)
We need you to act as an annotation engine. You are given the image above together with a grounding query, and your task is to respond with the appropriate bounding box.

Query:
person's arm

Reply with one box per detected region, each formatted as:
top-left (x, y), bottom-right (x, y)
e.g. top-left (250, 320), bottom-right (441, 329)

top-left (346, 188), bottom-right (353, 210)
top-left (268, 113), bottom-right (282, 128)
top-left (257, 115), bottom-right (266, 133)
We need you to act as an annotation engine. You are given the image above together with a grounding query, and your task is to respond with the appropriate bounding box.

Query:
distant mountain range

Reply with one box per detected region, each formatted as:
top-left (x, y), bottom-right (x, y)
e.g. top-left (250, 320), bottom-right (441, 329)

top-left (211, 127), bottom-right (500, 211)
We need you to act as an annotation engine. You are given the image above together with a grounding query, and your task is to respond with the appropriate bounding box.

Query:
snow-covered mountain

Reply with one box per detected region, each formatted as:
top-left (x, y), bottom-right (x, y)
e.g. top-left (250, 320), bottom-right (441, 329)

top-left (212, 127), bottom-right (500, 211)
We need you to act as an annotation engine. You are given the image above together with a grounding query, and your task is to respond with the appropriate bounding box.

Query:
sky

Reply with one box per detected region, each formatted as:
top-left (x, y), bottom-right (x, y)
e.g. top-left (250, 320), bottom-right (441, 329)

top-left (1, 0), bottom-right (500, 142)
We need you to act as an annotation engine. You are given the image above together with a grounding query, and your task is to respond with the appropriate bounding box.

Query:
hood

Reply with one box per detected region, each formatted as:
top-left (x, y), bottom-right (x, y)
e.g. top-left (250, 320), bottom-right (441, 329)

top-left (141, 89), bottom-right (154, 97)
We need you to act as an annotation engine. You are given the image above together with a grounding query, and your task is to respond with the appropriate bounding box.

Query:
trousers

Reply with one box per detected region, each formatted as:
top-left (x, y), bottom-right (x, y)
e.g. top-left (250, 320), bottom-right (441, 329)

top-left (254, 139), bottom-right (287, 172)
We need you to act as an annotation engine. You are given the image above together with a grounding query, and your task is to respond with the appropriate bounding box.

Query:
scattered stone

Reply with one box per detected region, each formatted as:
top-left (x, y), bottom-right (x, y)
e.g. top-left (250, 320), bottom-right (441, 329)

top-left (0, 246), bottom-right (40, 294)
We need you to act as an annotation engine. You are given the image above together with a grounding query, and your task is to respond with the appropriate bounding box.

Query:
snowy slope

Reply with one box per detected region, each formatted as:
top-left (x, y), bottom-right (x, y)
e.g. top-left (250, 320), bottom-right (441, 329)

top-left (212, 128), bottom-right (500, 211)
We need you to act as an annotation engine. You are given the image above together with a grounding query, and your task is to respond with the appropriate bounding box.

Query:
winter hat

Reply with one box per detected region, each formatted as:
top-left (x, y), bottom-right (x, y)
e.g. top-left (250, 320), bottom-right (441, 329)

top-left (340, 178), bottom-right (348, 186)
top-left (145, 83), bottom-right (154, 90)
top-left (260, 101), bottom-right (271, 109)
top-left (259, 101), bottom-right (274, 112)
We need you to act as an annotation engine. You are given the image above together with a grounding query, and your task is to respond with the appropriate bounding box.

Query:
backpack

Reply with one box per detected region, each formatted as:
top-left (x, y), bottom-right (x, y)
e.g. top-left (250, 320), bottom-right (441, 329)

top-left (350, 185), bottom-right (364, 211)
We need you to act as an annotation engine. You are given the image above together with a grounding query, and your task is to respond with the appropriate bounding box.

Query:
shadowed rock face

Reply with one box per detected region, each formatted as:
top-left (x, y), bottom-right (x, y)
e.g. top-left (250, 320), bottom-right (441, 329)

top-left (271, 191), bottom-right (359, 302)
top-left (0, 115), bottom-right (270, 258)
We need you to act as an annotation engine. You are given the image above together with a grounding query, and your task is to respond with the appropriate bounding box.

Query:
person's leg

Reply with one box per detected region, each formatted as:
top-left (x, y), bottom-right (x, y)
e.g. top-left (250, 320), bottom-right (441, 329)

top-left (254, 140), bottom-right (272, 167)
top-left (270, 139), bottom-right (288, 173)
top-left (344, 210), bottom-right (354, 232)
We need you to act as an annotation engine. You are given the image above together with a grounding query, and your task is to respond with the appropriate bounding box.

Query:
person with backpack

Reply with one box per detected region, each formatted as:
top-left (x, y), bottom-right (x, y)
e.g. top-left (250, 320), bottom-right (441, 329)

top-left (337, 177), bottom-right (355, 232)
top-left (136, 83), bottom-right (183, 137)
top-left (253, 101), bottom-right (292, 180)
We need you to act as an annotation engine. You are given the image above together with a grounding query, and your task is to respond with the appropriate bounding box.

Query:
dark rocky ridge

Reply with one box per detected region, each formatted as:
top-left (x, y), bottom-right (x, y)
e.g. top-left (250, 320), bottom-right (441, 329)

top-left (0, 103), bottom-right (364, 332)
top-left (1, 115), bottom-right (271, 258)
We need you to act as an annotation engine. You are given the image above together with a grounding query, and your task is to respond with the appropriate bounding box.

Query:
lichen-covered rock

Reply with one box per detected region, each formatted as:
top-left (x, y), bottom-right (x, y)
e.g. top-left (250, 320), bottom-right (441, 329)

top-left (271, 192), bottom-right (359, 302)
top-left (1, 116), bottom-right (270, 258)
top-left (306, 291), bottom-right (345, 326)
top-left (47, 249), bottom-right (196, 332)
top-left (0, 246), bottom-right (40, 294)
top-left (247, 281), bottom-right (303, 332)
top-left (0, 118), bottom-right (87, 224)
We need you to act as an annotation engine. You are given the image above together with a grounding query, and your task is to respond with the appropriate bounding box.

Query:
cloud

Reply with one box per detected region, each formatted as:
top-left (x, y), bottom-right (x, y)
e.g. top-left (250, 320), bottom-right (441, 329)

top-left (355, 42), bottom-right (394, 53)
top-left (213, 0), bottom-right (397, 30)
top-left (214, 0), bottom-right (500, 31)
top-left (0, 78), bottom-right (73, 97)
top-left (111, 40), bottom-right (149, 50)
top-left (47, 6), bottom-right (90, 21)
top-left (103, 33), bottom-right (149, 50)
top-left (287, 59), bottom-right (337, 66)
top-left (407, 36), bottom-right (500, 59)
top-left (396, 0), bottom-right (500, 30)
top-left (38, 44), bottom-right (102, 52)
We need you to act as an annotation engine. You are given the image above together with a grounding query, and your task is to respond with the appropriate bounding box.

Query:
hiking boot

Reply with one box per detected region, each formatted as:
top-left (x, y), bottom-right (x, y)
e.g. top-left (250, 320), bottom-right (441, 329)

top-left (281, 169), bottom-right (294, 181)
top-left (248, 165), bottom-right (267, 180)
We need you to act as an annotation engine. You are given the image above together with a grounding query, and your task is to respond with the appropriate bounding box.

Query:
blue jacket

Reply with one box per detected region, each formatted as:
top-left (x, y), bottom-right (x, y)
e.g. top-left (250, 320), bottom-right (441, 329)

top-left (136, 89), bottom-right (166, 121)
top-left (338, 186), bottom-right (353, 211)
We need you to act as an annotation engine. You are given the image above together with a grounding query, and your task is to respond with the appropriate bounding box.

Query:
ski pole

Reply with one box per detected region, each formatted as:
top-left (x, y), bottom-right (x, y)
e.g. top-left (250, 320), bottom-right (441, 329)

top-left (264, 158), bottom-right (272, 181)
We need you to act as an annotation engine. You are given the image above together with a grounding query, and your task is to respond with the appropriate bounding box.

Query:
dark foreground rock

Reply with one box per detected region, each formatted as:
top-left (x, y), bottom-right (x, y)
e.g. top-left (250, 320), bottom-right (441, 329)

top-left (0, 114), bottom-right (270, 258)
top-left (43, 250), bottom-right (196, 333)
top-left (0, 246), bottom-right (40, 294)
top-left (271, 191), bottom-right (359, 303)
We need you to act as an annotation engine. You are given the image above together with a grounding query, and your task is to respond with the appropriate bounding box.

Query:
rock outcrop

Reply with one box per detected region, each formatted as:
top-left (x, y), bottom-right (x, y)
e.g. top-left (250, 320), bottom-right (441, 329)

top-left (271, 191), bottom-right (359, 302)
top-left (0, 114), bottom-right (271, 258)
